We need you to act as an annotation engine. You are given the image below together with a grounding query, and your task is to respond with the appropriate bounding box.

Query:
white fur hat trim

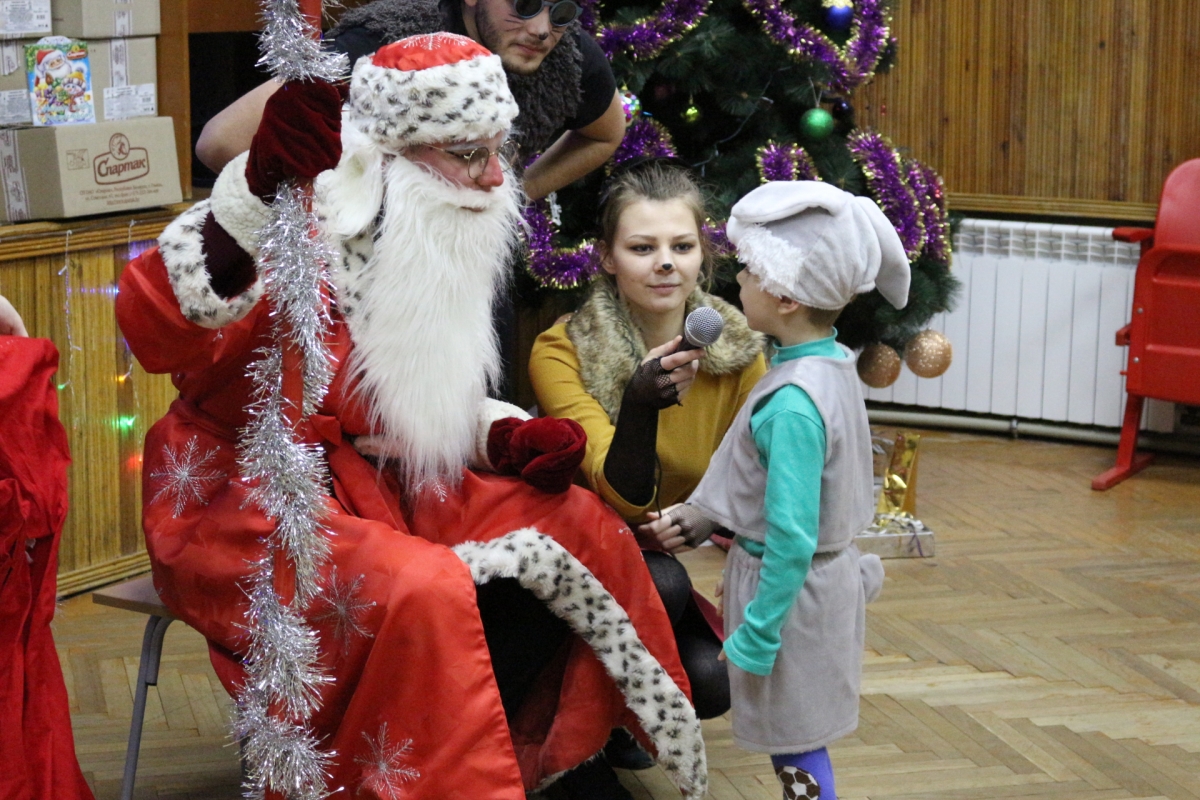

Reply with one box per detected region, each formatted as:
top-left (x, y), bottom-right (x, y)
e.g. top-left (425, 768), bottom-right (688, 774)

top-left (347, 36), bottom-right (518, 151)
top-left (728, 181), bottom-right (910, 310)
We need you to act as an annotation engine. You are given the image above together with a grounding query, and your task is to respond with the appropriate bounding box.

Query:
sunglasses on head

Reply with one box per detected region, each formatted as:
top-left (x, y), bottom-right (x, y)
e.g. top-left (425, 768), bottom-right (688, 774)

top-left (511, 0), bottom-right (582, 26)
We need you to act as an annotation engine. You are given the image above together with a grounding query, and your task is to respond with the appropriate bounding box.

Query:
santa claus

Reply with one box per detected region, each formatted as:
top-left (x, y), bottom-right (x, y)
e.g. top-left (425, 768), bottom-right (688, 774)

top-left (116, 33), bottom-right (705, 800)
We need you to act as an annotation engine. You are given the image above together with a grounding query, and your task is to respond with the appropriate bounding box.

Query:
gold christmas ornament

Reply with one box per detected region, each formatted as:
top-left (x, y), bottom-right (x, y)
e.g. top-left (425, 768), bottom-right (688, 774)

top-left (904, 330), bottom-right (953, 378)
top-left (857, 343), bottom-right (902, 388)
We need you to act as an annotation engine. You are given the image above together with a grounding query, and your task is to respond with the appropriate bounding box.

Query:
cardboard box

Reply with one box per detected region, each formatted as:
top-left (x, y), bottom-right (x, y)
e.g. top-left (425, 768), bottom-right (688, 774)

top-left (0, 36), bottom-right (156, 125)
top-left (0, 0), bottom-right (52, 37)
top-left (52, 0), bottom-right (159, 38)
top-left (0, 116), bottom-right (180, 222)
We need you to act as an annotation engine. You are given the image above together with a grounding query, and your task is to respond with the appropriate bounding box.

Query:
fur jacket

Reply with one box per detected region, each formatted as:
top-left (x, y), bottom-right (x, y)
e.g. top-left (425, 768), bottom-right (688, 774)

top-left (330, 0), bottom-right (584, 155)
top-left (565, 278), bottom-right (766, 422)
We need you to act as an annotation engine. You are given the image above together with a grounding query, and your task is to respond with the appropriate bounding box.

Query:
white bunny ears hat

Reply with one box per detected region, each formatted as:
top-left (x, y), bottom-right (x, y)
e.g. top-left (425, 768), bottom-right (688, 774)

top-left (726, 181), bottom-right (911, 310)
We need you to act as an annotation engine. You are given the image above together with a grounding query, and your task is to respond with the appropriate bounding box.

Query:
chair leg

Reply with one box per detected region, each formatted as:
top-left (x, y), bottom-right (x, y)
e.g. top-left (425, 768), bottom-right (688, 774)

top-left (120, 614), bottom-right (175, 800)
top-left (1092, 393), bottom-right (1156, 490)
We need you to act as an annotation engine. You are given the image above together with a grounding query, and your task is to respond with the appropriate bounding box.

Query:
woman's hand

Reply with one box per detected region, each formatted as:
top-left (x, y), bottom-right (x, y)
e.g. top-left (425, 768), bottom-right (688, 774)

top-left (643, 336), bottom-right (702, 403)
top-left (637, 504), bottom-right (689, 552)
top-left (638, 502), bottom-right (720, 554)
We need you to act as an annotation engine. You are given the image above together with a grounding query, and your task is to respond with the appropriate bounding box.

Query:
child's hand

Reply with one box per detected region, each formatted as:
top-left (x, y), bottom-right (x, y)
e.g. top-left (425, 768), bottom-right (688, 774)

top-left (637, 504), bottom-right (689, 552)
top-left (718, 647), bottom-right (727, 662)
top-left (714, 576), bottom-right (724, 617)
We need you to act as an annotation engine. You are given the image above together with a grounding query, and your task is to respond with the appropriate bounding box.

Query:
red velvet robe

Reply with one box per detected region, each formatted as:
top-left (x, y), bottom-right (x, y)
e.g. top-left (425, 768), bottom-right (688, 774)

top-left (116, 246), bottom-right (693, 799)
top-left (0, 337), bottom-right (94, 800)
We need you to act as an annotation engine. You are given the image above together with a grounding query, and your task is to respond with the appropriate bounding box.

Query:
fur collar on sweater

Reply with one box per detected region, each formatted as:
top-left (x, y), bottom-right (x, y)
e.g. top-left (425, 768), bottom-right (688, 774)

top-left (330, 0), bottom-right (583, 155)
top-left (566, 278), bottom-right (765, 421)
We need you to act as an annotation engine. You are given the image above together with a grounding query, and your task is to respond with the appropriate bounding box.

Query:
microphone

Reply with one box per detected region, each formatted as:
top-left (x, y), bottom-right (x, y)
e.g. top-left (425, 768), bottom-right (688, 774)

top-left (681, 306), bottom-right (724, 350)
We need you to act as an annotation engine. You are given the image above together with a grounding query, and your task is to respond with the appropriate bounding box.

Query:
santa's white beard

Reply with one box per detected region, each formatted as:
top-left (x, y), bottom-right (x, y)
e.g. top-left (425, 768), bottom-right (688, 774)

top-left (325, 153), bottom-right (523, 490)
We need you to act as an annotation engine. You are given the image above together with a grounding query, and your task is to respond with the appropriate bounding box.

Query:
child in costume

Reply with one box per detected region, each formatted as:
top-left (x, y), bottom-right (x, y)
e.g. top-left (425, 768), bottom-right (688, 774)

top-left (685, 181), bottom-right (909, 799)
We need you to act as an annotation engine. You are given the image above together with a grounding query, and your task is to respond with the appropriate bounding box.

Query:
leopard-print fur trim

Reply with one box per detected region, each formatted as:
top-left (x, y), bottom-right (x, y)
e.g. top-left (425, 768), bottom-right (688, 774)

top-left (330, 0), bottom-right (582, 156)
top-left (156, 200), bottom-right (264, 329)
top-left (566, 278), bottom-right (766, 421)
top-left (209, 151), bottom-right (271, 258)
top-left (453, 529), bottom-right (708, 799)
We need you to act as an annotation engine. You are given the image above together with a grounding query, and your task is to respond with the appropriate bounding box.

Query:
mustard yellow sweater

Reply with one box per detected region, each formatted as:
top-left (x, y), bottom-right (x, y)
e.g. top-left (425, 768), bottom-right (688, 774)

top-left (531, 322), bottom-right (766, 521)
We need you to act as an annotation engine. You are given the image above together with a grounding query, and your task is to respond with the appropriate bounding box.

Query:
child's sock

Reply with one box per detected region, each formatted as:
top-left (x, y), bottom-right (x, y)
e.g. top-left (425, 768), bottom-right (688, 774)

top-left (770, 748), bottom-right (835, 800)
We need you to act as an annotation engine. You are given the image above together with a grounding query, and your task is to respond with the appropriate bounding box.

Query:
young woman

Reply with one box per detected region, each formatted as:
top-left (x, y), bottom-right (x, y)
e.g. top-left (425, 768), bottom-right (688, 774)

top-left (530, 162), bottom-right (767, 783)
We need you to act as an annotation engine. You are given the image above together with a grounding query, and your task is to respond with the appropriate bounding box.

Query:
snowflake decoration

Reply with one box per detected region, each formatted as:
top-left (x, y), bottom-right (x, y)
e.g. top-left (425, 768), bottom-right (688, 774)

top-left (313, 567), bottom-right (375, 655)
top-left (412, 478), bottom-right (449, 504)
top-left (356, 722), bottom-right (419, 798)
top-left (149, 437), bottom-right (224, 517)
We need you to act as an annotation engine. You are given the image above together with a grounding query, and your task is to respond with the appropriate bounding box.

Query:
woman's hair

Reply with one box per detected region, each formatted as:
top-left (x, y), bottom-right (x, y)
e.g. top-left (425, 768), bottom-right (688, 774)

top-left (597, 161), bottom-right (715, 284)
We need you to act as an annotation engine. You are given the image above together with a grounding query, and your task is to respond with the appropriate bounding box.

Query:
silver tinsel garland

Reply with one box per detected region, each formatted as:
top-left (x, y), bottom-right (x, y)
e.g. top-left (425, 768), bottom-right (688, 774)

top-left (257, 0), bottom-right (348, 83)
top-left (235, 2), bottom-right (349, 798)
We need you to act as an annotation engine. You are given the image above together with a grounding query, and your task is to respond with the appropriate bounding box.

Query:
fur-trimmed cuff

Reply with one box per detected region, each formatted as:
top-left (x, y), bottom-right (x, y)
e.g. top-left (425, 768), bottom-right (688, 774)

top-left (157, 201), bottom-right (264, 329)
top-left (453, 530), bottom-right (708, 800)
top-left (470, 398), bottom-right (531, 471)
top-left (210, 151), bottom-right (272, 257)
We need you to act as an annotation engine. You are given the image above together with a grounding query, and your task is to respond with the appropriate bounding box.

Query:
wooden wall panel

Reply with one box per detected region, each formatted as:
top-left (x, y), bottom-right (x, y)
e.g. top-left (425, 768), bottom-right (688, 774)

top-left (159, 0), bottom-right (191, 197)
top-left (855, 0), bottom-right (1200, 220)
top-left (0, 211), bottom-right (181, 594)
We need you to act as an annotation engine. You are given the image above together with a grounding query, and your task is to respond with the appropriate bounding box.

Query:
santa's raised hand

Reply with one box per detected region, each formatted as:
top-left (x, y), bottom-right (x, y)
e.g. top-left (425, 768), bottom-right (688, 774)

top-left (245, 80), bottom-right (344, 201)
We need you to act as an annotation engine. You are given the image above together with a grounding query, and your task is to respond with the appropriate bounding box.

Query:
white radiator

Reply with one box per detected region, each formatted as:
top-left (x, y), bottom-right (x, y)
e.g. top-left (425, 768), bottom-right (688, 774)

top-left (864, 218), bottom-right (1176, 432)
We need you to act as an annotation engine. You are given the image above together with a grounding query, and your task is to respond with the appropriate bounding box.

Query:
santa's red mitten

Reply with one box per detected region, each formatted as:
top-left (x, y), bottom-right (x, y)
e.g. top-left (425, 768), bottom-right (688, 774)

top-left (245, 80), bottom-right (344, 201)
top-left (509, 417), bottom-right (587, 494)
top-left (486, 416), bottom-right (526, 476)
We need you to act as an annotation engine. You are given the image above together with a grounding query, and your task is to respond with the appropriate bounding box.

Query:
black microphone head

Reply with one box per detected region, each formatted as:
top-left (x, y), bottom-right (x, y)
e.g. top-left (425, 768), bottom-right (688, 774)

top-left (683, 306), bottom-right (724, 349)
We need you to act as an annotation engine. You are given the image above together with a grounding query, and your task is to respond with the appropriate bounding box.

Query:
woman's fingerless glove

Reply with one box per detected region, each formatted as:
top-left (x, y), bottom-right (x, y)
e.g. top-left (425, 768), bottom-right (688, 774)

top-left (602, 357), bottom-right (681, 505)
top-left (668, 504), bottom-right (719, 547)
top-left (626, 356), bottom-right (682, 409)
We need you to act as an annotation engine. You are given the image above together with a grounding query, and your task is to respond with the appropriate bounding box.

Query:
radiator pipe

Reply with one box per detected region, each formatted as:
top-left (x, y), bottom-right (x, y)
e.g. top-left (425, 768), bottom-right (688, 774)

top-left (866, 408), bottom-right (1200, 457)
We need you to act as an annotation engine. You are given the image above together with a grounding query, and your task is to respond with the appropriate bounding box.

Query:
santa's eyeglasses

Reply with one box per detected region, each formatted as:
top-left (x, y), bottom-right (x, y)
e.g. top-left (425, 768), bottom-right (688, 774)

top-left (428, 140), bottom-right (521, 180)
top-left (511, 0), bottom-right (582, 26)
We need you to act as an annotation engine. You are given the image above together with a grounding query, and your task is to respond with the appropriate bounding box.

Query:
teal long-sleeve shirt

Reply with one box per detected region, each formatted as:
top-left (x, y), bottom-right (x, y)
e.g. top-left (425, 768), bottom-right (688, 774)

top-left (723, 334), bottom-right (845, 676)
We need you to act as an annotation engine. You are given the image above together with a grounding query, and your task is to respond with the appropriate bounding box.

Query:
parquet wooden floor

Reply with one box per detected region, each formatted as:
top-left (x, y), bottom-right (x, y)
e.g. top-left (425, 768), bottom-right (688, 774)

top-left (57, 429), bottom-right (1200, 799)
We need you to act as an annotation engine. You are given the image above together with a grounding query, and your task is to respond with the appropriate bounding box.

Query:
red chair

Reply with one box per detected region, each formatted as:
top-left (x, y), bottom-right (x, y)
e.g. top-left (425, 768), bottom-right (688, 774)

top-left (1093, 158), bottom-right (1200, 490)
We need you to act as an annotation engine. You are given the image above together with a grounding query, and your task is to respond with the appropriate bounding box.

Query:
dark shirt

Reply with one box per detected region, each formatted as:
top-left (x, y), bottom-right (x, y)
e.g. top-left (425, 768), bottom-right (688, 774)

top-left (326, 0), bottom-right (616, 131)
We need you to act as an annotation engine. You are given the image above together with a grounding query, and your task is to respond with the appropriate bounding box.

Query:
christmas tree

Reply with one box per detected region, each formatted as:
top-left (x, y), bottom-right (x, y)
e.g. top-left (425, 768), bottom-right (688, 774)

top-left (521, 0), bottom-right (959, 383)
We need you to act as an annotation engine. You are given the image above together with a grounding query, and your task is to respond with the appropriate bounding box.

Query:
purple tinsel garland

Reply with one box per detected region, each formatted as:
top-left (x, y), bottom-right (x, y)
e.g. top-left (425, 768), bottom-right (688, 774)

top-left (582, 0), bottom-right (712, 61)
top-left (703, 220), bottom-right (733, 258)
top-left (613, 118), bottom-right (679, 167)
top-left (756, 142), bottom-right (821, 182)
top-left (847, 129), bottom-right (925, 262)
top-left (904, 157), bottom-right (951, 266)
top-left (741, 0), bottom-right (888, 93)
top-left (524, 119), bottom-right (680, 289)
top-left (522, 202), bottom-right (599, 291)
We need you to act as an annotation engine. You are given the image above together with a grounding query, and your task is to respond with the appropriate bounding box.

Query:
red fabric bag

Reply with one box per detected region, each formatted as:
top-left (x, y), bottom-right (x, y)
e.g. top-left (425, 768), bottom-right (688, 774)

top-left (0, 337), bottom-right (93, 800)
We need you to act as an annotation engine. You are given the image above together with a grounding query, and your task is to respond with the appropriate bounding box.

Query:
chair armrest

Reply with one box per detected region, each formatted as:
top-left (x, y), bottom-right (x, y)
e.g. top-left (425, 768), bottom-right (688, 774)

top-left (1113, 227), bottom-right (1153, 244)
top-left (1115, 324), bottom-right (1131, 347)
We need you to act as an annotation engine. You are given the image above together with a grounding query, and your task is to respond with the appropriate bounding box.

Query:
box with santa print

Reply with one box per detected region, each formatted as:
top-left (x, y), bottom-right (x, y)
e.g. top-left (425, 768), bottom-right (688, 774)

top-left (51, 0), bottom-right (158, 38)
top-left (0, 116), bottom-right (180, 223)
top-left (0, 0), bottom-right (52, 36)
top-left (0, 35), bottom-right (156, 126)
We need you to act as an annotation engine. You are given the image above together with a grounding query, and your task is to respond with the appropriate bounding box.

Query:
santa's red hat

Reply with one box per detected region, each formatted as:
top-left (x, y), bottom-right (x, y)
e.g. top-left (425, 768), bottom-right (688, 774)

top-left (36, 48), bottom-right (63, 67)
top-left (347, 33), bottom-right (518, 150)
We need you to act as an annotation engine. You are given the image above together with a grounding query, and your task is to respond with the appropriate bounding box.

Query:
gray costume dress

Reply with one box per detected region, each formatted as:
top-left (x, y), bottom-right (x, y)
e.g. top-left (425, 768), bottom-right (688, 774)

top-left (689, 348), bottom-right (884, 753)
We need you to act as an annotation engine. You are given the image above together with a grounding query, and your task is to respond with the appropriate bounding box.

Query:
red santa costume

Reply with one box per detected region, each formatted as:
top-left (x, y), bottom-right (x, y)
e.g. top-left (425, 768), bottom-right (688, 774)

top-left (116, 35), bottom-right (705, 800)
top-left (0, 336), bottom-right (94, 800)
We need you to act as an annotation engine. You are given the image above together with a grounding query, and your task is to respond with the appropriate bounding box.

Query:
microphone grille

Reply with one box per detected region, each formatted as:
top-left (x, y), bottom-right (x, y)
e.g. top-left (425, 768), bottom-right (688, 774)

top-left (684, 306), bottom-right (724, 348)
